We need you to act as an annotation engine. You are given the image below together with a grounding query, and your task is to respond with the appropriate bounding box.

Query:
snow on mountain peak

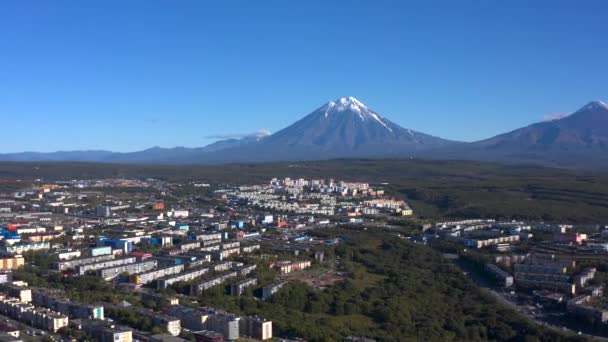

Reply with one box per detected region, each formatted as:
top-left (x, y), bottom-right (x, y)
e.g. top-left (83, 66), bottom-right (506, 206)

top-left (323, 96), bottom-right (368, 116)
top-left (583, 101), bottom-right (608, 111)
top-left (320, 97), bottom-right (393, 132)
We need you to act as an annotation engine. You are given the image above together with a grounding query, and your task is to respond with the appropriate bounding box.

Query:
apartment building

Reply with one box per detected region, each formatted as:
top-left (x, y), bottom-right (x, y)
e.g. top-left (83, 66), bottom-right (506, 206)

top-left (0, 242), bottom-right (50, 255)
top-left (31, 288), bottom-right (104, 319)
top-left (167, 305), bottom-right (207, 331)
top-left (494, 254), bottom-right (527, 266)
top-left (464, 235), bottom-right (520, 249)
top-left (140, 292), bottom-right (179, 307)
top-left (157, 267), bottom-right (209, 289)
top-left (138, 310), bottom-right (181, 336)
top-left (274, 260), bottom-right (311, 274)
top-left (241, 244), bottom-right (260, 254)
top-left (191, 232), bottom-right (222, 242)
top-left (80, 321), bottom-right (133, 342)
top-left (212, 262), bottom-right (235, 272)
top-left (222, 242), bottom-right (240, 250)
top-left (201, 239), bottom-right (221, 247)
top-left (130, 264), bottom-right (184, 285)
top-left (0, 257), bottom-right (24, 270)
top-left (97, 260), bottom-right (157, 280)
top-left (567, 295), bottom-right (608, 324)
top-left (54, 250), bottom-right (82, 261)
top-left (0, 284), bottom-right (31, 302)
top-left (204, 313), bottom-right (240, 340)
top-left (193, 330), bottom-right (224, 342)
top-left (90, 246), bottom-right (113, 257)
top-left (261, 282), bottom-right (286, 300)
top-left (236, 264), bottom-right (257, 276)
top-left (200, 245), bottom-right (221, 253)
top-left (23, 231), bottom-right (63, 242)
top-left (213, 247), bottom-right (240, 261)
top-left (230, 278), bottom-right (257, 296)
top-left (53, 254), bottom-right (115, 271)
top-left (179, 242), bottom-right (200, 253)
top-left (240, 316), bottom-right (272, 340)
top-left (0, 299), bottom-right (68, 332)
top-left (514, 262), bottom-right (576, 294)
top-left (75, 257), bottom-right (137, 276)
top-left (0, 272), bottom-right (13, 284)
top-left (168, 305), bottom-right (257, 340)
top-left (190, 271), bottom-right (238, 296)
top-left (575, 268), bottom-right (597, 289)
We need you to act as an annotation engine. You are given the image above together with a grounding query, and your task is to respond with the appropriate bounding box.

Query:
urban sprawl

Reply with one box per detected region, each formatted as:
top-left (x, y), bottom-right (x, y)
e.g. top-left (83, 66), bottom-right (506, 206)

top-left (0, 177), bottom-right (411, 342)
top-left (0, 177), bottom-right (607, 341)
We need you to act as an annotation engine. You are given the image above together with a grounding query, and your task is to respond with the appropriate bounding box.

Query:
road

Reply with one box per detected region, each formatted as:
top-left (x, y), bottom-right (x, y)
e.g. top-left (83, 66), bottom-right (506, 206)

top-left (449, 257), bottom-right (608, 341)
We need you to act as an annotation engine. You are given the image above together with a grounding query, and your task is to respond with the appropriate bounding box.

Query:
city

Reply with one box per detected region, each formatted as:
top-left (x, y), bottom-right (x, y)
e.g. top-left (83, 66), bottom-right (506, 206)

top-left (2, 1), bottom-right (607, 341)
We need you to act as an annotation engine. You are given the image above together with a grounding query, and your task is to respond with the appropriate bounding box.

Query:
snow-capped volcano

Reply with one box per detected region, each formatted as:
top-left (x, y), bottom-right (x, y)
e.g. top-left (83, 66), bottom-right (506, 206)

top-left (321, 97), bottom-right (393, 131)
top-left (235, 96), bottom-right (455, 160)
top-left (0, 96), bottom-right (458, 164)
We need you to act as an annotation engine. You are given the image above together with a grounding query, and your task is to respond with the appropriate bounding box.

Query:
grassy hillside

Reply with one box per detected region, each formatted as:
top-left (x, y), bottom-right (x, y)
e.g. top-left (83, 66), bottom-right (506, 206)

top-left (1, 159), bottom-right (607, 223)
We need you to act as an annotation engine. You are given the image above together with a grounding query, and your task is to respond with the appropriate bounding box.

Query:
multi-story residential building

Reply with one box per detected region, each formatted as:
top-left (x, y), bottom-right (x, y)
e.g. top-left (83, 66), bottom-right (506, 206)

top-left (0, 299), bottom-right (68, 332)
top-left (0, 242), bottom-right (50, 255)
top-left (31, 288), bottom-right (104, 320)
top-left (0, 284), bottom-right (31, 302)
top-left (236, 264), bottom-right (256, 276)
top-left (567, 295), bottom-right (608, 324)
top-left (261, 282), bottom-right (286, 300)
top-left (201, 239), bottom-right (221, 247)
top-left (191, 232), bottom-right (222, 242)
top-left (179, 242), bottom-right (201, 253)
top-left (200, 245), bottom-right (221, 253)
top-left (80, 321), bottom-right (133, 342)
top-left (96, 260), bottom-right (157, 280)
top-left (274, 260), bottom-right (311, 274)
top-left (241, 244), bottom-right (260, 254)
top-left (205, 312), bottom-right (240, 340)
top-left (138, 310), bottom-right (181, 336)
top-left (494, 254), bottom-right (527, 266)
top-left (167, 305), bottom-right (207, 331)
top-left (514, 262), bottom-right (576, 294)
top-left (130, 264), bottom-right (184, 285)
top-left (54, 250), bottom-right (82, 261)
top-left (222, 242), bottom-right (240, 250)
top-left (464, 235), bottom-right (520, 249)
top-left (212, 262), bottom-right (234, 272)
top-left (75, 257), bottom-right (137, 276)
top-left (0, 272), bottom-right (13, 284)
top-left (190, 271), bottom-right (238, 296)
top-left (193, 330), bottom-right (224, 342)
top-left (23, 231), bottom-right (63, 242)
top-left (230, 278), bottom-right (257, 296)
top-left (157, 267), bottom-right (209, 289)
top-left (53, 254), bottom-right (115, 271)
top-left (514, 263), bottom-right (568, 275)
top-left (213, 247), bottom-right (240, 261)
top-left (140, 292), bottom-right (178, 307)
top-left (575, 268), bottom-right (597, 289)
top-left (90, 246), bottom-right (113, 257)
top-left (239, 316), bottom-right (272, 340)
top-left (0, 257), bottom-right (24, 270)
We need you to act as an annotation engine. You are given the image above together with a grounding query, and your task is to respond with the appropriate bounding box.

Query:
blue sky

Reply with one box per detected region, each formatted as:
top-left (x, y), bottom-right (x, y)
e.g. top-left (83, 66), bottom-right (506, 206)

top-left (1, 0), bottom-right (607, 152)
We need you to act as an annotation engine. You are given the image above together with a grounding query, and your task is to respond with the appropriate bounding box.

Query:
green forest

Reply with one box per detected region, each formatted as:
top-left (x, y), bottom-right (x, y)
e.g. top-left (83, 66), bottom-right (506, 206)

top-left (187, 227), bottom-right (587, 341)
top-left (1, 159), bottom-right (608, 222)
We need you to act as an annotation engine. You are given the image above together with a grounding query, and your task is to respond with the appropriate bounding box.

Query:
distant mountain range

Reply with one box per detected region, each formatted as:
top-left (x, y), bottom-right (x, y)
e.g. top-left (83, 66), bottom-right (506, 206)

top-left (1, 97), bottom-right (607, 168)
top-left (424, 101), bottom-right (608, 168)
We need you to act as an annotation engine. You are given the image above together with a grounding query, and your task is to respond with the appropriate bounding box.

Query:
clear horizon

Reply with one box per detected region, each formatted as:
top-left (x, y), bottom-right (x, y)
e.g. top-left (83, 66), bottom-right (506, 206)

top-left (1, 1), bottom-right (607, 153)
